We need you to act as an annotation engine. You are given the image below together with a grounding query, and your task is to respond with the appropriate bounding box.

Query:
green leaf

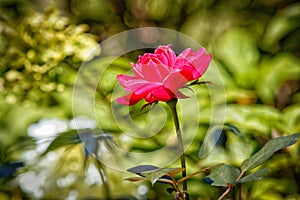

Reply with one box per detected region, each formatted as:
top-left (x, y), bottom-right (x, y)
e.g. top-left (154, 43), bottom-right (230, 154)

top-left (241, 133), bottom-right (300, 171)
top-left (216, 28), bottom-right (259, 88)
top-left (257, 53), bottom-right (300, 105)
top-left (141, 168), bottom-right (183, 185)
top-left (206, 165), bottom-right (240, 187)
top-left (261, 3), bottom-right (300, 51)
top-left (42, 130), bottom-right (81, 156)
top-left (283, 104), bottom-right (300, 132)
top-left (237, 168), bottom-right (270, 183)
top-left (127, 165), bottom-right (159, 176)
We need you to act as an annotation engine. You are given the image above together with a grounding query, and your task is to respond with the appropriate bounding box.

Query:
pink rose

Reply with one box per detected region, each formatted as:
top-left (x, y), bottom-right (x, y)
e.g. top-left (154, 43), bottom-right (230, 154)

top-left (117, 44), bottom-right (212, 105)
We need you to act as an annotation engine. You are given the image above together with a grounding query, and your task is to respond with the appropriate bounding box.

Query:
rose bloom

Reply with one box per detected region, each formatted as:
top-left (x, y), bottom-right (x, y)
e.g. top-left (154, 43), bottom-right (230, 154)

top-left (117, 44), bottom-right (212, 105)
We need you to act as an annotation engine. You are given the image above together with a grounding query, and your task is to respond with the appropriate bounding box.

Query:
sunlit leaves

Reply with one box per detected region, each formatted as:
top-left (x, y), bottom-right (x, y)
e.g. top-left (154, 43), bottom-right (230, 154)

top-left (0, 8), bottom-right (100, 104)
top-left (146, 0), bottom-right (172, 20)
top-left (257, 53), bottom-right (300, 106)
top-left (71, 0), bottom-right (112, 22)
top-left (141, 168), bottom-right (184, 185)
top-left (261, 3), bottom-right (300, 52)
top-left (215, 28), bottom-right (259, 88)
top-left (283, 104), bottom-right (300, 132)
top-left (126, 165), bottom-right (184, 185)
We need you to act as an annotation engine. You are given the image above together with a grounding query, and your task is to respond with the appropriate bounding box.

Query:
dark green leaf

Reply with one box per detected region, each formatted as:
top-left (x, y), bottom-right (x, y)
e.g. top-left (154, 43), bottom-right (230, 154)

top-left (237, 168), bottom-right (270, 183)
top-left (166, 188), bottom-right (175, 194)
top-left (224, 123), bottom-right (242, 138)
top-left (42, 130), bottom-right (81, 156)
top-left (127, 165), bottom-right (159, 176)
top-left (206, 165), bottom-right (240, 187)
top-left (241, 133), bottom-right (300, 171)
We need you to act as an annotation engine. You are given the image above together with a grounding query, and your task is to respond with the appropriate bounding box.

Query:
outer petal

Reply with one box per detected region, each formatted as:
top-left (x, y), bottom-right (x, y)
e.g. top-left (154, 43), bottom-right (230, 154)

top-left (151, 86), bottom-right (175, 101)
top-left (163, 70), bottom-right (188, 93)
top-left (144, 86), bottom-right (175, 103)
top-left (192, 48), bottom-right (212, 76)
top-left (131, 63), bottom-right (144, 79)
top-left (195, 52), bottom-right (212, 76)
top-left (144, 93), bottom-right (157, 104)
top-left (117, 74), bottom-right (149, 92)
top-left (134, 83), bottom-right (161, 96)
top-left (117, 74), bottom-right (135, 88)
top-left (116, 93), bottom-right (145, 105)
top-left (116, 94), bottom-right (132, 105)
top-left (176, 47), bottom-right (212, 80)
top-left (178, 48), bottom-right (193, 58)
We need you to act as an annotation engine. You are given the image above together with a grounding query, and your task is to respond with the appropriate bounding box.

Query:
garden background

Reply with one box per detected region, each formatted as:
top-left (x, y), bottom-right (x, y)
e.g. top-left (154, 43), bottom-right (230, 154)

top-left (0, 0), bottom-right (300, 199)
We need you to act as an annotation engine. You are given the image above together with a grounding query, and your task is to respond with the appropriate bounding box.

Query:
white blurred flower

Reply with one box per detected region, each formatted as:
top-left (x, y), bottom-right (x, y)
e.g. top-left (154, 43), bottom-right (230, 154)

top-left (27, 118), bottom-right (68, 153)
top-left (69, 116), bottom-right (97, 130)
top-left (85, 163), bottom-right (102, 185)
top-left (28, 118), bottom-right (68, 139)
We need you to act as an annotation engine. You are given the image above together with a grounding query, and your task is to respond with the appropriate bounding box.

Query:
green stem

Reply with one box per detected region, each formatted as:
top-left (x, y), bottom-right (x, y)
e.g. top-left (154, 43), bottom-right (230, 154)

top-left (94, 159), bottom-right (111, 199)
top-left (218, 186), bottom-right (232, 200)
top-left (218, 170), bottom-right (245, 200)
top-left (167, 99), bottom-right (189, 200)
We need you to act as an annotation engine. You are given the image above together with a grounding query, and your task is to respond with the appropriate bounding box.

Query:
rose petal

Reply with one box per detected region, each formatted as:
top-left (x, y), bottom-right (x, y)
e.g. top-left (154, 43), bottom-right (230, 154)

top-left (117, 74), bottom-right (135, 87)
top-left (116, 94), bottom-right (131, 105)
top-left (154, 45), bottom-right (176, 67)
top-left (174, 57), bottom-right (199, 80)
top-left (151, 86), bottom-right (175, 101)
top-left (139, 62), bottom-right (170, 82)
top-left (163, 71), bottom-right (188, 93)
top-left (131, 63), bottom-right (144, 79)
top-left (178, 48), bottom-right (193, 58)
top-left (195, 53), bottom-right (211, 76)
top-left (134, 83), bottom-right (161, 96)
top-left (116, 92), bottom-right (145, 106)
top-left (117, 75), bottom-right (150, 92)
top-left (176, 47), bottom-right (211, 79)
top-left (145, 93), bottom-right (156, 103)
top-left (186, 48), bottom-right (211, 77)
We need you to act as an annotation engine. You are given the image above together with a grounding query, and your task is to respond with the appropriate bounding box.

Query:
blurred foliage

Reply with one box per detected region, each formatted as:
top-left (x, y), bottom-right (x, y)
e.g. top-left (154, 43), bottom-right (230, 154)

top-left (0, 5), bottom-right (100, 105)
top-left (0, 0), bottom-right (300, 199)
